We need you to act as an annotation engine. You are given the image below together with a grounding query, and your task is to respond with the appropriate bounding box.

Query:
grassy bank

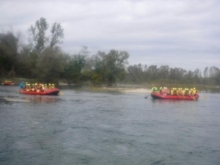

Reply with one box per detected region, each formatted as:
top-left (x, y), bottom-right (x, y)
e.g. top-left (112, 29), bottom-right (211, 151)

top-left (1, 77), bottom-right (219, 93)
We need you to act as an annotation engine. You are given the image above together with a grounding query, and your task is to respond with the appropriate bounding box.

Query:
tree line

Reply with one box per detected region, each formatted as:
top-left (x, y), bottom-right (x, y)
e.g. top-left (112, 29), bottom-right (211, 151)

top-left (0, 17), bottom-right (220, 86)
top-left (125, 64), bottom-right (220, 86)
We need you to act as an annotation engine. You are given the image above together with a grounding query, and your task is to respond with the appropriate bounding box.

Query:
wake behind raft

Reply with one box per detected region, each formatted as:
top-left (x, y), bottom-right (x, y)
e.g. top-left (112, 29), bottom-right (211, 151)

top-left (151, 87), bottom-right (199, 100)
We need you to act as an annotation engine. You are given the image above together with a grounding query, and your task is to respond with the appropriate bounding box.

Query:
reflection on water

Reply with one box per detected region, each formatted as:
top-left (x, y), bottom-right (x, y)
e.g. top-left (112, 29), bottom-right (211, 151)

top-left (0, 86), bottom-right (220, 165)
top-left (151, 98), bottom-right (199, 105)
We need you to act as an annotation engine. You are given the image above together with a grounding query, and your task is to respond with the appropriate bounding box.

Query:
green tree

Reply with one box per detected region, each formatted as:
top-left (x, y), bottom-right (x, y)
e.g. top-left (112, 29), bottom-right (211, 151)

top-left (92, 50), bottom-right (129, 86)
top-left (90, 54), bottom-right (105, 85)
top-left (64, 54), bottom-right (86, 84)
top-left (63, 47), bottom-right (89, 84)
top-left (17, 45), bottom-right (38, 78)
top-left (28, 17), bottom-right (64, 53)
top-left (36, 47), bottom-right (66, 82)
top-left (50, 23), bottom-right (64, 48)
top-left (0, 32), bottom-right (20, 77)
top-left (193, 68), bottom-right (202, 84)
top-left (28, 17), bottom-right (49, 54)
top-left (126, 64), bottom-right (144, 83)
top-left (158, 65), bottom-right (169, 80)
top-left (146, 65), bottom-right (158, 80)
top-left (209, 66), bottom-right (220, 85)
top-left (169, 68), bottom-right (186, 80)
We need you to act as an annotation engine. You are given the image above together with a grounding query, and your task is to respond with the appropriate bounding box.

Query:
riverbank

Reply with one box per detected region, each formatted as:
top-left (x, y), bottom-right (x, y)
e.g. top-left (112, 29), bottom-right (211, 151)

top-left (85, 86), bottom-right (152, 94)
top-left (1, 77), bottom-right (219, 93)
top-left (67, 85), bottom-right (219, 94)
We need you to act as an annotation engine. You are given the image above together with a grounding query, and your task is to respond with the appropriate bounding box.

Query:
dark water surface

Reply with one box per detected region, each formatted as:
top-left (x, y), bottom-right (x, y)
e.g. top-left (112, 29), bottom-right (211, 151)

top-left (0, 86), bottom-right (220, 165)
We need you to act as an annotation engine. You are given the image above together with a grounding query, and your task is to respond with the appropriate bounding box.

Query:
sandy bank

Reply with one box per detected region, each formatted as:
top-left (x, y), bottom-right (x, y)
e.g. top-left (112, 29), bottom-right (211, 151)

top-left (101, 87), bottom-right (151, 94)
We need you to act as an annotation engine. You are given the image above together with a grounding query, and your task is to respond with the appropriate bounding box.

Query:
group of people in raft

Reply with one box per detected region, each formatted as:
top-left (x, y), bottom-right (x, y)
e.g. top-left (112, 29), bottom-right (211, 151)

top-left (152, 86), bottom-right (198, 96)
top-left (19, 82), bottom-right (56, 92)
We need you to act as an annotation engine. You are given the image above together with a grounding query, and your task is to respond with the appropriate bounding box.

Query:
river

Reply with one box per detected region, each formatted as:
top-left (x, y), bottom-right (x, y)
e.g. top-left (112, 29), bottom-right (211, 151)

top-left (0, 86), bottom-right (220, 165)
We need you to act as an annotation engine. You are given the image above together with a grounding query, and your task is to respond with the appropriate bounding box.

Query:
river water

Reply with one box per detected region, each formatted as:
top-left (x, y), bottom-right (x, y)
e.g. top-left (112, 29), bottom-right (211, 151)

top-left (0, 86), bottom-right (220, 165)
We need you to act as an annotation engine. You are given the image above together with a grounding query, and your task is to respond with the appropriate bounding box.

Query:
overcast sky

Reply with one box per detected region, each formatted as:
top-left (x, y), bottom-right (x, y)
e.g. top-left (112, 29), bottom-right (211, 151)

top-left (0, 0), bottom-right (219, 71)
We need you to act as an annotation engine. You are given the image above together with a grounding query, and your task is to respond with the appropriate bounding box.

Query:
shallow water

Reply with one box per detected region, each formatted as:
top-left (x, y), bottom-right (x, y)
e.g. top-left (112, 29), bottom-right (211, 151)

top-left (0, 86), bottom-right (220, 165)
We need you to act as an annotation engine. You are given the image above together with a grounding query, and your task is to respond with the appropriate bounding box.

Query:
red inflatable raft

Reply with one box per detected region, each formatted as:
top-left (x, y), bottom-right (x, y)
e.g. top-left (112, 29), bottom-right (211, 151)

top-left (19, 88), bottom-right (59, 95)
top-left (2, 81), bottom-right (15, 85)
top-left (151, 92), bottom-right (199, 100)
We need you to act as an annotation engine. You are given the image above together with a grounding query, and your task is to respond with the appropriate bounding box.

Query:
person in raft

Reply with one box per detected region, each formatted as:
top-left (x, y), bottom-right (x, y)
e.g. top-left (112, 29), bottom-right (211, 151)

top-left (171, 87), bottom-right (198, 96)
top-left (151, 86), bottom-right (158, 92)
top-left (19, 81), bottom-right (26, 89)
top-left (153, 87), bottom-right (198, 96)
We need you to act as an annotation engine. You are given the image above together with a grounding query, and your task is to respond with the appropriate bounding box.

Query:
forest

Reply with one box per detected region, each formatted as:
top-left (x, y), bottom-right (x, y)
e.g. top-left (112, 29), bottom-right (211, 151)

top-left (0, 17), bottom-right (220, 88)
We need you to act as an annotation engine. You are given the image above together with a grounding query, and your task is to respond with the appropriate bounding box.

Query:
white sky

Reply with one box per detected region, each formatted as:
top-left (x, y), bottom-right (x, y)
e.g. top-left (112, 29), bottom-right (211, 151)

top-left (0, 0), bottom-right (220, 71)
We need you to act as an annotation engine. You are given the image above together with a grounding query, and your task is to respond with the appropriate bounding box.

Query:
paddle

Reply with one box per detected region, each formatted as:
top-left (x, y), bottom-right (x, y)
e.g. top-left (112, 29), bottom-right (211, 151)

top-left (177, 92), bottom-right (182, 98)
top-left (181, 93), bottom-right (185, 98)
top-left (189, 94), bottom-right (196, 100)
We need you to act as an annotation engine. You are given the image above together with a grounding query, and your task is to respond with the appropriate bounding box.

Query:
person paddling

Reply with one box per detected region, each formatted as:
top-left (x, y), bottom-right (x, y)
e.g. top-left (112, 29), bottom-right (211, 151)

top-left (151, 86), bottom-right (157, 92)
top-left (19, 81), bottom-right (25, 89)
